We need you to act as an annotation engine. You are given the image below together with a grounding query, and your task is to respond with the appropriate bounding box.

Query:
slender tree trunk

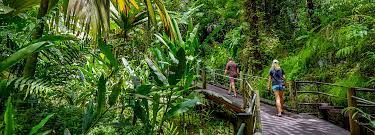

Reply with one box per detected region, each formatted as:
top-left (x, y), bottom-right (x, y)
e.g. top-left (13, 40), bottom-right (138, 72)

top-left (23, 0), bottom-right (50, 78)
top-left (244, 0), bottom-right (262, 72)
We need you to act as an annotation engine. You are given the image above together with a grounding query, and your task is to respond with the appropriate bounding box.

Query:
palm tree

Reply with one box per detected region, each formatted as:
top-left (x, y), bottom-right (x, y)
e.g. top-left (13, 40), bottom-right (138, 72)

top-left (22, 0), bottom-right (175, 78)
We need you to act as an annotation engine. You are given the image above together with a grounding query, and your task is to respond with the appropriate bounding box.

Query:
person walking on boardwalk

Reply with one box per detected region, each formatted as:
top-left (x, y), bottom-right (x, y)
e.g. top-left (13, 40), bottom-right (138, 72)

top-left (224, 57), bottom-right (239, 97)
top-left (267, 59), bottom-right (286, 117)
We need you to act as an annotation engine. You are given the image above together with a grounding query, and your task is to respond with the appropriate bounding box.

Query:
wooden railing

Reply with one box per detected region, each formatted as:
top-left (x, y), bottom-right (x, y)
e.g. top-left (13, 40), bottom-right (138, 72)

top-left (201, 68), bottom-right (260, 135)
top-left (290, 81), bottom-right (375, 135)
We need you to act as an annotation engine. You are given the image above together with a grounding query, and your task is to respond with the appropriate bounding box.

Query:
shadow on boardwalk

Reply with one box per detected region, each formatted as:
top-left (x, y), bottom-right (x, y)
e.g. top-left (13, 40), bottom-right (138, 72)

top-left (261, 103), bottom-right (350, 135)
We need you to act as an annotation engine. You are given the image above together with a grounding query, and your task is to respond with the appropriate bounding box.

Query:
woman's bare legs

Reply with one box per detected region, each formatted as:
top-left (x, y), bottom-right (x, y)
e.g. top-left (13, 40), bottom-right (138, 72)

top-left (231, 82), bottom-right (237, 97)
top-left (280, 90), bottom-right (284, 113)
top-left (274, 91), bottom-right (283, 115)
top-left (227, 84), bottom-right (232, 94)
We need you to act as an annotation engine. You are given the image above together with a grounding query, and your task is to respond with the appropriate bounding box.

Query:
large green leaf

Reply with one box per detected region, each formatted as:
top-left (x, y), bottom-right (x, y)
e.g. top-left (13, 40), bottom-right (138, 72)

top-left (155, 34), bottom-right (177, 55)
top-left (134, 100), bottom-right (147, 126)
top-left (171, 18), bottom-right (184, 47)
top-left (141, 98), bottom-right (150, 132)
top-left (37, 34), bottom-right (77, 43)
top-left (28, 113), bottom-right (55, 135)
top-left (146, 57), bottom-right (168, 86)
top-left (144, 0), bottom-right (156, 25)
top-left (96, 74), bottom-right (107, 116)
top-left (4, 97), bottom-right (15, 135)
top-left (166, 98), bottom-right (199, 119)
top-left (168, 48), bottom-right (186, 85)
top-left (121, 58), bottom-right (136, 77)
top-left (136, 85), bottom-right (152, 95)
top-left (82, 100), bottom-right (94, 132)
top-left (108, 79), bottom-right (122, 107)
top-left (0, 41), bottom-right (48, 72)
top-left (98, 39), bottom-right (118, 68)
top-left (151, 93), bottom-right (160, 126)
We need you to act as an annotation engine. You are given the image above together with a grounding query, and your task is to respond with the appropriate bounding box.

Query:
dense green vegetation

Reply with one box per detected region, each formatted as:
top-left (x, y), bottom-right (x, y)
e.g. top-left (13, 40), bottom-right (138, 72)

top-left (0, 0), bottom-right (374, 134)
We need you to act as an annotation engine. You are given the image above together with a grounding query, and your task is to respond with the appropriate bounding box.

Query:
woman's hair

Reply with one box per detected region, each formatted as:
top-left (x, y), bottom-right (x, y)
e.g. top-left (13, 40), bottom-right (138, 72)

top-left (271, 59), bottom-right (281, 71)
top-left (228, 57), bottom-right (233, 61)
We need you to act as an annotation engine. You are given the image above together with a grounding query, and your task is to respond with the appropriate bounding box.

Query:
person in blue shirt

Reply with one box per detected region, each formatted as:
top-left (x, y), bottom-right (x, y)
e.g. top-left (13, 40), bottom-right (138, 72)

top-left (267, 59), bottom-right (286, 117)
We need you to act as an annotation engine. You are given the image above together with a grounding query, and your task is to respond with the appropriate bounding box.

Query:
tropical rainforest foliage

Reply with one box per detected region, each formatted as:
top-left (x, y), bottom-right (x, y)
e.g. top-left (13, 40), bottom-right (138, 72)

top-left (0, 0), bottom-right (374, 134)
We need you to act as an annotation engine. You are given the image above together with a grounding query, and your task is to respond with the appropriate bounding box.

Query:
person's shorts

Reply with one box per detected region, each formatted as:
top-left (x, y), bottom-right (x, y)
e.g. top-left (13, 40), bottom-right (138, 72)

top-left (229, 76), bottom-right (237, 84)
top-left (272, 84), bottom-right (285, 91)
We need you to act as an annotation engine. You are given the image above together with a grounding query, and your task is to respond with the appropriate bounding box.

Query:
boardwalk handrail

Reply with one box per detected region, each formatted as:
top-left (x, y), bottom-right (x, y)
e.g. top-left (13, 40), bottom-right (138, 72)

top-left (201, 68), bottom-right (260, 135)
top-left (236, 123), bottom-right (246, 135)
top-left (291, 81), bottom-right (375, 135)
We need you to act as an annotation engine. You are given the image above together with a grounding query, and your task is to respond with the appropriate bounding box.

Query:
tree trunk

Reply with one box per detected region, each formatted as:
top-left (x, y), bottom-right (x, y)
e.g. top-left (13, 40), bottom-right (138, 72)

top-left (23, 0), bottom-right (49, 78)
top-left (243, 0), bottom-right (262, 72)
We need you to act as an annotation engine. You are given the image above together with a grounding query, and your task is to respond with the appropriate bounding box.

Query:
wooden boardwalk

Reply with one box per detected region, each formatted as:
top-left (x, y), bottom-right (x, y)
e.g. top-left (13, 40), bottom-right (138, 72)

top-left (197, 84), bottom-right (350, 135)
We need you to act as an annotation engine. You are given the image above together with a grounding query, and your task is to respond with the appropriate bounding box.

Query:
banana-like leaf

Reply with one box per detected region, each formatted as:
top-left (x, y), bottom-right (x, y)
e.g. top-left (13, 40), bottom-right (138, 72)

top-left (152, 93), bottom-right (160, 126)
top-left (152, 47), bottom-right (166, 65)
top-left (98, 38), bottom-right (118, 68)
top-left (134, 100), bottom-right (147, 126)
top-left (37, 34), bottom-right (78, 43)
top-left (146, 57), bottom-right (168, 86)
top-left (121, 58), bottom-right (136, 77)
top-left (171, 19), bottom-right (184, 47)
top-left (108, 79), bottom-right (122, 106)
top-left (168, 48), bottom-right (186, 85)
top-left (142, 98), bottom-right (150, 129)
top-left (155, 34), bottom-right (176, 55)
top-left (144, 0), bottom-right (156, 25)
top-left (136, 85), bottom-right (152, 95)
top-left (82, 100), bottom-right (94, 132)
top-left (4, 97), bottom-right (15, 135)
top-left (183, 73), bottom-right (194, 90)
top-left (28, 113), bottom-right (55, 135)
top-left (96, 74), bottom-right (107, 116)
top-left (0, 41), bottom-right (49, 72)
top-left (154, 0), bottom-right (174, 38)
top-left (166, 98), bottom-right (199, 119)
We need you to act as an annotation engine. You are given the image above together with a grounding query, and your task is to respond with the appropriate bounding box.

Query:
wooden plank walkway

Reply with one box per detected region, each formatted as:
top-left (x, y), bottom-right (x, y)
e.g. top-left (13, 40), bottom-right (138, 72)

top-left (197, 84), bottom-right (350, 135)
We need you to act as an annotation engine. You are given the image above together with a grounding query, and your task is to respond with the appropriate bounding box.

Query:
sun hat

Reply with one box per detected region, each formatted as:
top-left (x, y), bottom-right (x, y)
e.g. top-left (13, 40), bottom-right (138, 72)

top-left (272, 59), bottom-right (279, 64)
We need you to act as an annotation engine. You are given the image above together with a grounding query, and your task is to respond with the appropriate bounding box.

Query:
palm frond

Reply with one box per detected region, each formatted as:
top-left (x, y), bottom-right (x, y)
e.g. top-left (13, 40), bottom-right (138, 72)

top-left (4, 77), bottom-right (52, 99)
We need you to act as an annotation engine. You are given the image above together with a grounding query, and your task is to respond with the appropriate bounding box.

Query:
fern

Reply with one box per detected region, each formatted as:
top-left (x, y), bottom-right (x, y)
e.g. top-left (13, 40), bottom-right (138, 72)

top-left (163, 122), bottom-right (179, 135)
top-left (335, 46), bottom-right (355, 58)
top-left (3, 77), bottom-right (52, 99)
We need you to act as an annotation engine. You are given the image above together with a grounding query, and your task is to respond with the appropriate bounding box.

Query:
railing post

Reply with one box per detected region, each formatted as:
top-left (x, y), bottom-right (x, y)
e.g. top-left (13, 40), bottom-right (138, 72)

top-left (212, 69), bottom-right (216, 84)
top-left (240, 71), bottom-right (244, 96)
top-left (347, 88), bottom-right (360, 135)
top-left (202, 68), bottom-right (207, 89)
top-left (290, 81), bottom-right (297, 113)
